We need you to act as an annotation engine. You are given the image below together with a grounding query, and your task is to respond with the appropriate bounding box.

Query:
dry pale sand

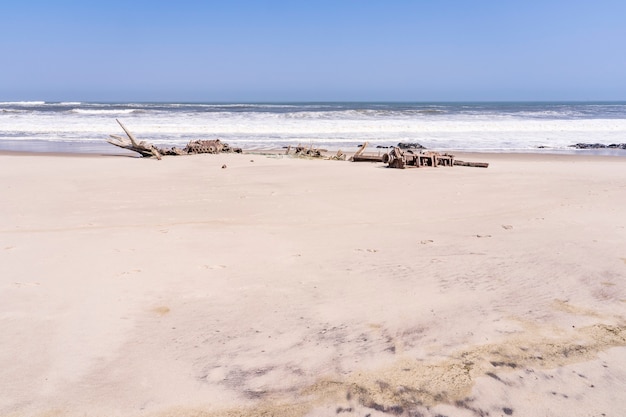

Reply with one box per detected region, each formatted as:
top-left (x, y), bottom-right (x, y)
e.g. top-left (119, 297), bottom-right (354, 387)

top-left (1, 151), bottom-right (625, 417)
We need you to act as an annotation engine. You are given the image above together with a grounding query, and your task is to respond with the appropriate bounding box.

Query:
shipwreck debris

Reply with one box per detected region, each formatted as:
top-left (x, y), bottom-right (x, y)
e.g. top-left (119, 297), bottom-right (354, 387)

top-left (382, 147), bottom-right (488, 169)
top-left (453, 160), bottom-right (489, 168)
top-left (285, 144), bottom-right (324, 158)
top-left (107, 119), bottom-right (242, 158)
top-left (350, 142), bottom-right (385, 162)
top-left (107, 119), bottom-right (163, 159)
top-left (106, 120), bottom-right (490, 170)
top-left (382, 147), bottom-right (455, 169)
top-left (284, 144), bottom-right (346, 160)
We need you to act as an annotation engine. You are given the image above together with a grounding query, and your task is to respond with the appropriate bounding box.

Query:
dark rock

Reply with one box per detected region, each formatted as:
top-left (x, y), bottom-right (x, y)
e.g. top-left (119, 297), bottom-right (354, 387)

top-left (571, 143), bottom-right (606, 149)
top-left (397, 142), bottom-right (426, 150)
top-left (570, 143), bottom-right (626, 150)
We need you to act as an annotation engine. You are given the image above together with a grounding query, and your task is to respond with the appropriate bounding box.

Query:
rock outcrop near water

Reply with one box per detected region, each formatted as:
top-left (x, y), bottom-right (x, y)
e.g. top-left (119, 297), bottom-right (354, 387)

top-left (570, 143), bottom-right (626, 149)
top-left (397, 142), bottom-right (426, 150)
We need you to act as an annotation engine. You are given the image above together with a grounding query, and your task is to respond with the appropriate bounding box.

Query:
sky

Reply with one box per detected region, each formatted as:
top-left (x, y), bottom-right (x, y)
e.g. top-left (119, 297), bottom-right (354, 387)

top-left (1, 0), bottom-right (626, 102)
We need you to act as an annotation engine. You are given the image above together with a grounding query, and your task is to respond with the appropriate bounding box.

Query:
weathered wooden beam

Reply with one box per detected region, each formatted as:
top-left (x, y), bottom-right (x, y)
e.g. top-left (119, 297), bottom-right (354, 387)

top-left (454, 160), bottom-right (489, 168)
top-left (116, 119), bottom-right (140, 147)
top-left (352, 154), bottom-right (384, 162)
top-left (352, 142), bottom-right (368, 160)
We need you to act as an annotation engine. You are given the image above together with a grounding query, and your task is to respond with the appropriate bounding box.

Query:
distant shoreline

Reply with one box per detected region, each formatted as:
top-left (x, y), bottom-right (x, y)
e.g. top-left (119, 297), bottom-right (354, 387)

top-left (3, 102), bottom-right (626, 154)
top-left (1, 140), bottom-right (626, 158)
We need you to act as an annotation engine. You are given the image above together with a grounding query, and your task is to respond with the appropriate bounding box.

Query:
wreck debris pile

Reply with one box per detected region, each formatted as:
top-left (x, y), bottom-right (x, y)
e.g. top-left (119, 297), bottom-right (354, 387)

top-left (284, 144), bottom-right (346, 160)
top-left (182, 139), bottom-right (241, 155)
top-left (379, 146), bottom-right (488, 169)
top-left (382, 147), bottom-right (456, 169)
top-left (350, 142), bottom-right (384, 162)
top-left (157, 139), bottom-right (242, 156)
top-left (284, 144), bottom-right (324, 158)
top-left (106, 119), bottom-right (241, 158)
top-left (105, 120), bottom-right (488, 168)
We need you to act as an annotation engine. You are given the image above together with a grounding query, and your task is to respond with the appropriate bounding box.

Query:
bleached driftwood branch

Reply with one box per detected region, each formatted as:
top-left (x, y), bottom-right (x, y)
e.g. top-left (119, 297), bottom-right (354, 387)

top-left (107, 119), bottom-right (162, 159)
top-left (106, 119), bottom-right (244, 158)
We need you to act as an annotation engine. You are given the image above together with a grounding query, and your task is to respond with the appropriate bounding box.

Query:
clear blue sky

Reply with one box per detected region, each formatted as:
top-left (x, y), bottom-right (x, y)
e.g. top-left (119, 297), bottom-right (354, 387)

top-left (2, 0), bottom-right (625, 102)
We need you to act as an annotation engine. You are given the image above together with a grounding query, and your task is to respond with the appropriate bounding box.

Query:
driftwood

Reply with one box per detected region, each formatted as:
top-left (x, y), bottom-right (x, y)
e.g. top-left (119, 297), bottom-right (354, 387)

top-left (351, 142), bottom-right (384, 162)
top-left (352, 142), bottom-right (368, 159)
top-left (284, 144), bottom-right (345, 160)
top-left (285, 144), bottom-right (324, 158)
top-left (107, 119), bottom-right (241, 158)
top-left (107, 119), bottom-right (163, 159)
top-left (454, 160), bottom-right (489, 168)
top-left (352, 154), bottom-right (385, 162)
top-left (330, 150), bottom-right (347, 161)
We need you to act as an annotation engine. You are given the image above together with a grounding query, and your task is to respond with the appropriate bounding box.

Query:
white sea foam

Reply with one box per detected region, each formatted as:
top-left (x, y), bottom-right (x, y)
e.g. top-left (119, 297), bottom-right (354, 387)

top-left (69, 108), bottom-right (139, 115)
top-left (0, 101), bottom-right (46, 106)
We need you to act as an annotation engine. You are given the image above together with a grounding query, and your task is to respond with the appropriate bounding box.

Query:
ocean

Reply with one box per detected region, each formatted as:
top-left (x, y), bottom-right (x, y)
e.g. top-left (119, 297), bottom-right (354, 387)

top-left (1, 101), bottom-right (626, 154)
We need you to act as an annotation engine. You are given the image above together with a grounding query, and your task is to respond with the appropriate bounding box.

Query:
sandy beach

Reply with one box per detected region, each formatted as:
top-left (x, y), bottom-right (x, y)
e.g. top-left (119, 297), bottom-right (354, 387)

top-left (1, 151), bottom-right (625, 417)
